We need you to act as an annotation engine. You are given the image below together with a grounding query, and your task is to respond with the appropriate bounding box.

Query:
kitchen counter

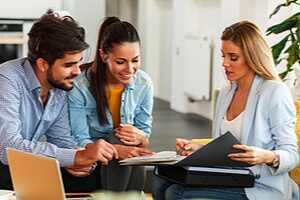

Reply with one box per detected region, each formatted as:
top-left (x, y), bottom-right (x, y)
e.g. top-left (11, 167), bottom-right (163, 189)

top-left (0, 36), bottom-right (27, 44)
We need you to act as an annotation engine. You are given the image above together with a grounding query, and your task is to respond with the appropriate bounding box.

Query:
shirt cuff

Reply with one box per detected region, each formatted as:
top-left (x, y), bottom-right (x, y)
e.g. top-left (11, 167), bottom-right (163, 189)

top-left (56, 148), bottom-right (77, 167)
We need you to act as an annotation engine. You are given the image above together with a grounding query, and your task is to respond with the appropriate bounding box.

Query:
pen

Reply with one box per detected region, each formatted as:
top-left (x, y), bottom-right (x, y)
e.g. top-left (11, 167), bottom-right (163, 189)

top-left (176, 145), bottom-right (186, 156)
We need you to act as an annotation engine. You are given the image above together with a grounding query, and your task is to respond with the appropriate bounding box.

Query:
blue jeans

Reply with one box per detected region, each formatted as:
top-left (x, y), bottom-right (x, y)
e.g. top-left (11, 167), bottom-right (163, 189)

top-left (152, 175), bottom-right (249, 200)
top-left (101, 158), bottom-right (145, 191)
top-left (101, 131), bottom-right (146, 191)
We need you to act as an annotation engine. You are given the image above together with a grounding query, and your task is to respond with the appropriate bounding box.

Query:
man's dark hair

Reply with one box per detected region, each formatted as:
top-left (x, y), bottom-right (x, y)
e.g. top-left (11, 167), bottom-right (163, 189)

top-left (27, 13), bottom-right (89, 66)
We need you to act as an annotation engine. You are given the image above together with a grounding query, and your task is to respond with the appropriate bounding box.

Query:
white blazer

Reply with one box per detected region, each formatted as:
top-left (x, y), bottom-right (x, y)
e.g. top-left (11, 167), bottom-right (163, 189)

top-left (214, 75), bottom-right (299, 200)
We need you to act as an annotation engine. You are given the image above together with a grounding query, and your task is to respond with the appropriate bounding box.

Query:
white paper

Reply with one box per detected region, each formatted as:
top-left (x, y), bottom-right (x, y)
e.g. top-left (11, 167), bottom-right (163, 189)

top-left (0, 190), bottom-right (15, 200)
top-left (119, 151), bottom-right (185, 165)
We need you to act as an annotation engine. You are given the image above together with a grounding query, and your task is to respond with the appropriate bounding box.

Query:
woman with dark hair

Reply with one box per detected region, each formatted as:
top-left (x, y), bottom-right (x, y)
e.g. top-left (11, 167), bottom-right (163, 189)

top-left (68, 16), bottom-right (154, 191)
top-left (152, 20), bottom-right (299, 200)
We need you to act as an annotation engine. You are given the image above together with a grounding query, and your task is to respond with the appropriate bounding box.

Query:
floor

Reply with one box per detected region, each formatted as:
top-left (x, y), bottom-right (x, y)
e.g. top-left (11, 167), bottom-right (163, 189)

top-left (147, 98), bottom-right (212, 152)
top-left (143, 98), bottom-right (212, 193)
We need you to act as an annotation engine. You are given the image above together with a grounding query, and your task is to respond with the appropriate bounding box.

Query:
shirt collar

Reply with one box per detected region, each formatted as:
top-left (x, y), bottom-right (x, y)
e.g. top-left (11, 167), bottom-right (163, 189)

top-left (23, 59), bottom-right (41, 92)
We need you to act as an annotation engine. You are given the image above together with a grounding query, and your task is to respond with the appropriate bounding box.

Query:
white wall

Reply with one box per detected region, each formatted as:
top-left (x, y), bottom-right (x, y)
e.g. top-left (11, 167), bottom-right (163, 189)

top-left (67, 0), bottom-right (295, 120)
top-left (62, 0), bottom-right (106, 63)
top-left (137, 0), bottom-right (173, 101)
top-left (168, 0), bottom-right (296, 120)
top-left (0, 0), bottom-right (296, 120)
top-left (0, 0), bottom-right (61, 19)
top-left (170, 0), bottom-right (223, 118)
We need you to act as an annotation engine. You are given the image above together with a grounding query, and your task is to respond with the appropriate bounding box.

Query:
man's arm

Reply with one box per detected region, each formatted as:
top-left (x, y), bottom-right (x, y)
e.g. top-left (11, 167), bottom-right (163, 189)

top-left (0, 69), bottom-right (78, 166)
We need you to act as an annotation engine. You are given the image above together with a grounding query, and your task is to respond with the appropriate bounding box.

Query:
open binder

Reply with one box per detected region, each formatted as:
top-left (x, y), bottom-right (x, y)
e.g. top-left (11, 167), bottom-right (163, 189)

top-left (120, 131), bottom-right (256, 187)
top-left (120, 131), bottom-right (253, 168)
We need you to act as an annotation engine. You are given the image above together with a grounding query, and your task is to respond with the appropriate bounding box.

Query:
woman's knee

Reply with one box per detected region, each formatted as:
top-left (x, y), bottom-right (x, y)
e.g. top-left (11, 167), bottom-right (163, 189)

top-left (165, 184), bottom-right (184, 200)
top-left (152, 176), bottom-right (174, 200)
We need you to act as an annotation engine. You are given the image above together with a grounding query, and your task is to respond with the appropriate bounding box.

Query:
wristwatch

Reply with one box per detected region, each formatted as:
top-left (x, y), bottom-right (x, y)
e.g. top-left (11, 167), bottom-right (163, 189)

top-left (271, 151), bottom-right (280, 168)
top-left (89, 162), bottom-right (98, 175)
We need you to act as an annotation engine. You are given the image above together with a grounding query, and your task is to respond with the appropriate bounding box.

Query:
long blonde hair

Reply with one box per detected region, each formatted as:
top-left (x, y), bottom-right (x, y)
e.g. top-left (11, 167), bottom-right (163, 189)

top-left (221, 21), bottom-right (281, 82)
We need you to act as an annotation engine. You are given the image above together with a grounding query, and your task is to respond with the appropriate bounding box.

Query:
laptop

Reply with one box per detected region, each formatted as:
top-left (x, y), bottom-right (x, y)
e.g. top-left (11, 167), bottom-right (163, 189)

top-left (6, 148), bottom-right (93, 200)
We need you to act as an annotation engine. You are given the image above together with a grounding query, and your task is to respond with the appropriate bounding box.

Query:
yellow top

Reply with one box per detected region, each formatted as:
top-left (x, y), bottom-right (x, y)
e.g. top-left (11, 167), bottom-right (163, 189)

top-left (106, 86), bottom-right (125, 128)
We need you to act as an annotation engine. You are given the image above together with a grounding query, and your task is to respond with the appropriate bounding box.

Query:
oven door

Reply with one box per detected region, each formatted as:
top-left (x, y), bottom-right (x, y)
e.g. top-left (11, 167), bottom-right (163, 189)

top-left (0, 44), bottom-right (20, 63)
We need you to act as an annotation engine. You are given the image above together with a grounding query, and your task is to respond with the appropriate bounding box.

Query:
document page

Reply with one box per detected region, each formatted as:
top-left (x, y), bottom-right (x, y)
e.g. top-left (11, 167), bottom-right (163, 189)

top-left (0, 190), bottom-right (14, 200)
top-left (119, 151), bottom-right (186, 165)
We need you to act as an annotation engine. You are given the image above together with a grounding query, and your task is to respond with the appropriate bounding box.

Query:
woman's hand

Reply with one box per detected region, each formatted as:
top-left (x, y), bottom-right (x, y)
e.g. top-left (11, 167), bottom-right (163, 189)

top-left (175, 138), bottom-right (203, 156)
top-left (114, 124), bottom-right (148, 147)
top-left (228, 144), bottom-right (275, 165)
top-left (113, 144), bottom-right (154, 160)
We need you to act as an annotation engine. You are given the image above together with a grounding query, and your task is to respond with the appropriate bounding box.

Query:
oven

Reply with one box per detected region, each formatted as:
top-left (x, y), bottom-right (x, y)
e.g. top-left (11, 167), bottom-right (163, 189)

top-left (0, 19), bottom-right (33, 64)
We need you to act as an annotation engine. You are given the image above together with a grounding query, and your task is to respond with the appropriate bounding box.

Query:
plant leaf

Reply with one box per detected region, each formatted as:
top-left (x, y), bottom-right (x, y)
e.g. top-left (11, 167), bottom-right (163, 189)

top-left (269, 0), bottom-right (299, 18)
top-left (266, 12), bottom-right (300, 35)
top-left (284, 40), bottom-right (300, 65)
top-left (275, 58), bottom-right (284, 66)
top-left (279, 71), bottom-right (289, 80)
top-left (270, 35), bottom-right (290, 60)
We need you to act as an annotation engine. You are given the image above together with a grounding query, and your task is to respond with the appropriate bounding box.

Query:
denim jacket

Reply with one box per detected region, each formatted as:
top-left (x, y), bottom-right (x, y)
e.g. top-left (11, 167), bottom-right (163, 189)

top-left (68, 68), bottom-right (154, 147)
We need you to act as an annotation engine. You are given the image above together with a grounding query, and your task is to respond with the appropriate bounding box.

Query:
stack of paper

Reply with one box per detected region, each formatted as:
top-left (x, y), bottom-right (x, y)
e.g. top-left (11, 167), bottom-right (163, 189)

top-left (119, 151), bottom-right (186, 165)
top-left (0, 190), bottom-right (15, 200)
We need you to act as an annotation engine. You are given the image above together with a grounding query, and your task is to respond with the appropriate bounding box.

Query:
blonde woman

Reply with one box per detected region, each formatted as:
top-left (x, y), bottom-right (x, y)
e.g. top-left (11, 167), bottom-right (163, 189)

top-left (153, 21), bottom-right (299, 200)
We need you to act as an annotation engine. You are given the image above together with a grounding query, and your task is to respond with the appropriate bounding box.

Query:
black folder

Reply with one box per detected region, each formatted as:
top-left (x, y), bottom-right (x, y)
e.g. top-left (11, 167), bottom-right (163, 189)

top-left (154, 165), bottom-right (255, 187)
top-left (120, 131), bottom-right (254, 168)
top-left (121, 132), bottom-right (256, 187)
top-left (154, 132), bottom-right (256, 187)
top-left (174, 131), bottom-right (253, 168)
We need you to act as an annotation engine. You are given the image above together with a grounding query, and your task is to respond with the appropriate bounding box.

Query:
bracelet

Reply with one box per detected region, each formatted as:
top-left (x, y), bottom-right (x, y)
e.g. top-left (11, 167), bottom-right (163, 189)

top-left (271, 151), bottom-right (280, 168)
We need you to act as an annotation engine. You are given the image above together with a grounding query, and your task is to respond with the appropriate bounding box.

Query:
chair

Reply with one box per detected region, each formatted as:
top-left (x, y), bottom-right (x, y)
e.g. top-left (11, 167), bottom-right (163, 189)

top-left (289, 101), bottom-right (300, 187)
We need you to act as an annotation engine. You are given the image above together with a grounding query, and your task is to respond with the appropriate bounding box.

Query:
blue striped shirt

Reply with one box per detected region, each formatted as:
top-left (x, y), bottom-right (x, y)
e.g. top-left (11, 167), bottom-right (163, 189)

top-left (0, 58), bottom-right (77, 167)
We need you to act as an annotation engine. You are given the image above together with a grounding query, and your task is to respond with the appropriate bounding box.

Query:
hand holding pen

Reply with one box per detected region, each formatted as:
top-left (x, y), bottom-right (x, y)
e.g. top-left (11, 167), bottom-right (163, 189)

top-left (175, 138), bottom-right (204, 156)
top-left (176, 145), bottom-right (186, 156)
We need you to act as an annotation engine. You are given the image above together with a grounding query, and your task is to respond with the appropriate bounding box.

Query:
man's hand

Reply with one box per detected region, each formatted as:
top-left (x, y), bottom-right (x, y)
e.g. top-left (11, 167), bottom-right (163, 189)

top-left (74, 139), bottom-right (118, 166)
top-left (64, 165), bottom-right (92, 177)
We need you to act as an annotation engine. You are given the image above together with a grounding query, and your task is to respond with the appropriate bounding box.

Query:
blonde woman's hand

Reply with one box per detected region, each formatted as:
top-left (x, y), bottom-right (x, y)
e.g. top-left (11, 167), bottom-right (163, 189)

top-left (228, 144), bottom-right (275, 165)
top-left (175, 138), bottom-right (203, 156)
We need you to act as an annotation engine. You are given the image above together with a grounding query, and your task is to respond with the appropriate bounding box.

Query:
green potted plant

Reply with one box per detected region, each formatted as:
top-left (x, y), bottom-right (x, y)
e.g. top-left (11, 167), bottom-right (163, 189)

top-left (266, 0), bottom-right (300, 80)
top-left (268, 2), bottom-right (300, 187)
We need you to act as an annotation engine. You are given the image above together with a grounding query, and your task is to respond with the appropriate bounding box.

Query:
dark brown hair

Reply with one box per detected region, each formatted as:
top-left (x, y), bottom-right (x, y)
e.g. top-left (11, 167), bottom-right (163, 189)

top-left (80, 16), bottom-right (141, 125)
top-left (27, 13), bottom-right (89, 66)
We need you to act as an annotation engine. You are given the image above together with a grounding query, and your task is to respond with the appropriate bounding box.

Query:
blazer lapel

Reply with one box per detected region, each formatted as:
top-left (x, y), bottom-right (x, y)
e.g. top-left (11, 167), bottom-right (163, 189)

top-left (214, 84), bottom-right (236, 137)
top-left (241, 75), bottom-right (263, 143)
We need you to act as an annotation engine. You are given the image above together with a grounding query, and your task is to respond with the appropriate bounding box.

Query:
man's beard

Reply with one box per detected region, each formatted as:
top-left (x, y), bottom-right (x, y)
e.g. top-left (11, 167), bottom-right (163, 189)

top-left (47, 71), bottom-right (76, 91)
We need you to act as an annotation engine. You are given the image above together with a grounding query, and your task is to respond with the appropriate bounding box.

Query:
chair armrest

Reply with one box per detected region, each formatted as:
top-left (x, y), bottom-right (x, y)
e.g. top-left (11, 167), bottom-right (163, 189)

top-left (190, 138), bottom-right (213, 145)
